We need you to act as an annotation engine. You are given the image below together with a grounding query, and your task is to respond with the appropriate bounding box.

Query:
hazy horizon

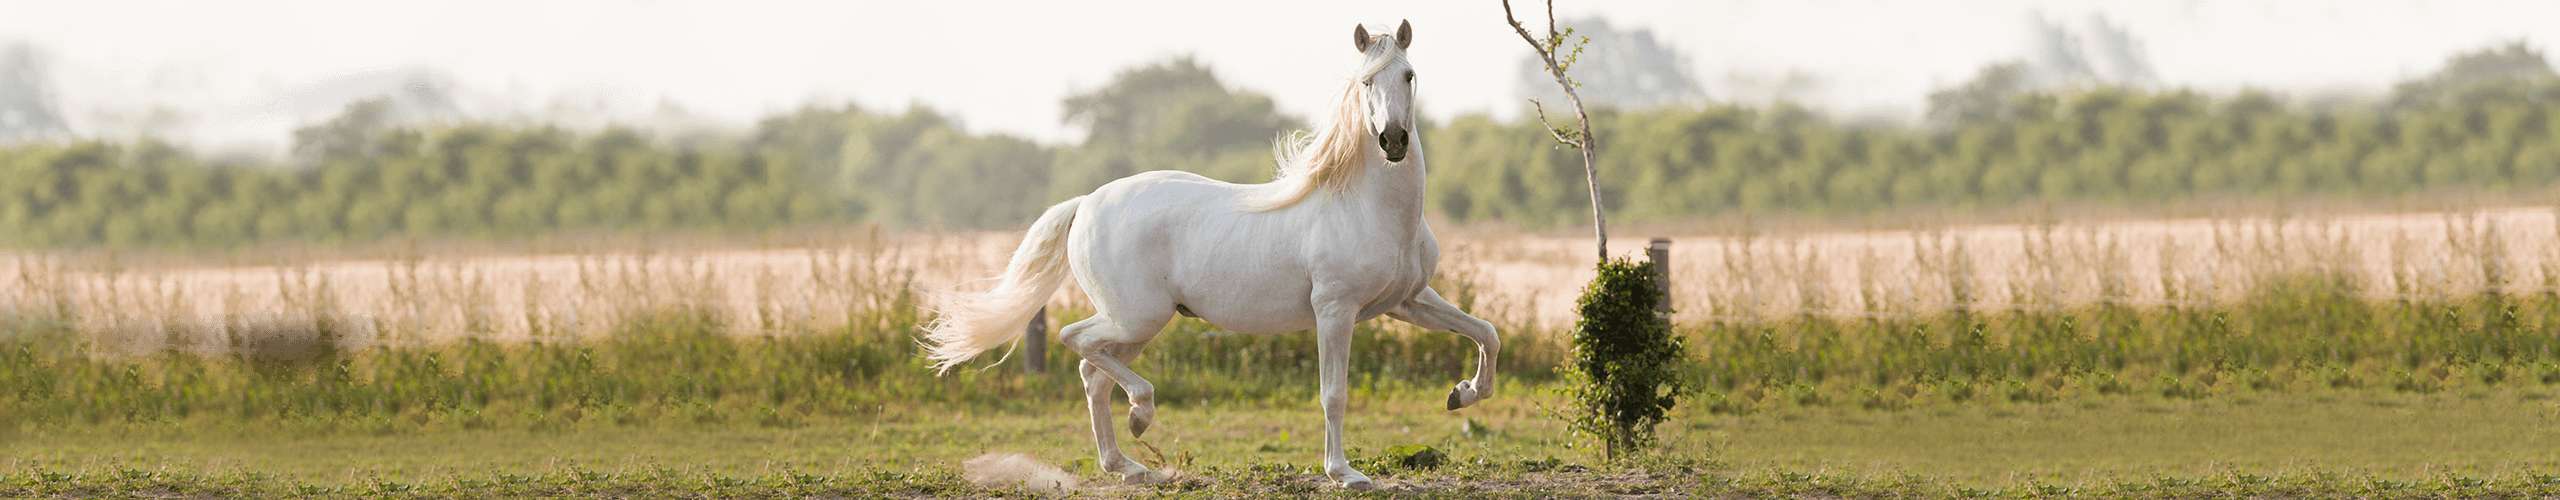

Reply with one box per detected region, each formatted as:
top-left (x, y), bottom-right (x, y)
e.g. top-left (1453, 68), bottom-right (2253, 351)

top-left (8, 0), bottom-right (2560, 153)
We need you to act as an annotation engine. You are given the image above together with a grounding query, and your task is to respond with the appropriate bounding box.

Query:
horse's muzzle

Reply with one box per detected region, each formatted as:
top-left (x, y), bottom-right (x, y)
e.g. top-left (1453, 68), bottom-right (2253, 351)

top-left (1378, 124), bottom-right (1410, 163)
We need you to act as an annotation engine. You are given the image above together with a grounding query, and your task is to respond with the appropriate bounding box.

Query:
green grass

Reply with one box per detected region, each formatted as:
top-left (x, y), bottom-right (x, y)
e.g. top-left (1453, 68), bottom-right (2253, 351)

top-left (1706, 389), bottom-right (2560, 482)
top-left (0, 307), bottom-right (1565, 429)
top-left (9, 385), bottom-right (2558, 497)
top-left (1681, 270), bottom-right (2560, 414)
top-left (12, 270), bottom-right (2560, 429)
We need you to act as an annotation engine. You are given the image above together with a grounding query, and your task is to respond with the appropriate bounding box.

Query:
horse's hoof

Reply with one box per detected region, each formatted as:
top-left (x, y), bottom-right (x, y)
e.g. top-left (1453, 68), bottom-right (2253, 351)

top-left (1337, 471), bottom-right (1375, 490)
top-left (1326, 463), bottom-right (1373, 490)
top-left (1129, 405), bottom-right (1154, 438)
top-left (1446, 381), bottom-right (1479, 410)
top-left (1103, 457), bottom-right (1160, 484)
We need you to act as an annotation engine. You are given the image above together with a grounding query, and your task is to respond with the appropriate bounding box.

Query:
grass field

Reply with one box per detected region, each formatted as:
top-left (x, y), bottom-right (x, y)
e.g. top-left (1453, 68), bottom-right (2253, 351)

top-left (9, 386), bottom-right (2559, 496)
top-left (10, 210), bottom-right (2560, 496)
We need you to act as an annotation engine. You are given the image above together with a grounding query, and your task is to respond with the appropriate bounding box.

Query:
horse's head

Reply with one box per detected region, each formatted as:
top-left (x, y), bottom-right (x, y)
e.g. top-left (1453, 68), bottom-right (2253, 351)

top-left (1352, 20), bottom-right (1417, 163)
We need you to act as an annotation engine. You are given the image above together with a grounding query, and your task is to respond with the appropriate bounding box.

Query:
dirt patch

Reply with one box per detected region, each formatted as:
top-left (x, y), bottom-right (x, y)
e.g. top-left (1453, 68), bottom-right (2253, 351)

top-left (1066, 467), bottom-right (1695, 498)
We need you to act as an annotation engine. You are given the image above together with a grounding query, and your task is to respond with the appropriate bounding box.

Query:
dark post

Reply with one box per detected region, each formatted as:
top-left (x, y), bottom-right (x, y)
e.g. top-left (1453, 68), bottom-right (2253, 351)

top-left (1647, 238), bottom-right (1673, 313)
top-left (1023, 307), bottom-right (1048, 373)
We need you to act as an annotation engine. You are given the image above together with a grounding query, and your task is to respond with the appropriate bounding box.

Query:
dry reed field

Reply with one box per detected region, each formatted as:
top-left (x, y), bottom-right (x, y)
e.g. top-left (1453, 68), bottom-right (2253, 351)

top-left (9, 206), bottom-right (2560, 352)
top-left (0, 231), bottom-right (1002, 354)
top-left (1494, 205), bottom-right (2560, 323)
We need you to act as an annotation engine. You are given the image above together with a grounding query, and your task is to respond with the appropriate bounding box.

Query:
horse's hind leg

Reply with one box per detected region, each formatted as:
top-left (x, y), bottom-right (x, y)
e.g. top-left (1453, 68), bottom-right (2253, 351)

top-left (1063, 317), bottom-right (1153, 482)
top-left (1101, 342), bottom-right (1157, 437)
top-left (1061, 313), bottom-right (1169, 483)
top-left (1067, 310), bottom-right (1171, 439)
top-left (1386, 287), bottom-right (1501, 410)
top-left (1078, 358), bottom-right (1159, 482)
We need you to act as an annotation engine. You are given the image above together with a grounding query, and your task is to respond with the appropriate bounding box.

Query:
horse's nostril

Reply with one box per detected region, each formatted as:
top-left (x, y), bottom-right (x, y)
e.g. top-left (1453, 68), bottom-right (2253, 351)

top-left (1380, 130), bottom-right (1408, 146)
top-left (1378, 126), bottom-right (1410, 161)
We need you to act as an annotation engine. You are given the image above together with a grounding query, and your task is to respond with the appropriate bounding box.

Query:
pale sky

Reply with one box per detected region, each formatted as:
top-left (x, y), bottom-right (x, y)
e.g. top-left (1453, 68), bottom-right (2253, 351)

top-left (7, 0), bottom-right (2560, 152)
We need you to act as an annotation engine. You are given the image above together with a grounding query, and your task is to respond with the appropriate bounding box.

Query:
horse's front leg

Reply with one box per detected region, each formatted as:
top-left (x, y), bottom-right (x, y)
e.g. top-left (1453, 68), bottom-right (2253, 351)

top-left (1313, 301), bottom-right (1373, 490)
top-left (1386, 287), bottom-right (1500, 410)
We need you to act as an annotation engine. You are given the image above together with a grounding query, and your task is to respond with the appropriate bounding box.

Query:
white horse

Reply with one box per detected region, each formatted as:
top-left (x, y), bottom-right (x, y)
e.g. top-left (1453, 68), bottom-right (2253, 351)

top-left (923, 20), bottom-right (1495, 490)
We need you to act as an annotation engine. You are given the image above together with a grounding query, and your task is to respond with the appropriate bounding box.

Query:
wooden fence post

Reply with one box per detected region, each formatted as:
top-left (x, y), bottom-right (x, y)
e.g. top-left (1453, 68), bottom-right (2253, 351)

top-left (1024, 307), bottom-right (1047, 374)
top-left (1647, 238), bottom-right (1673, 313)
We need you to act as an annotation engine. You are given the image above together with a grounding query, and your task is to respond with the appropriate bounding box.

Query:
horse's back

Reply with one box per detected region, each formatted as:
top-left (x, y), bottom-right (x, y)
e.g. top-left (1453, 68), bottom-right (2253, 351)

top-left (1079, 170), bottom-right (1254, 226)
top-left (1067, 170), bottom-right (1323, 334)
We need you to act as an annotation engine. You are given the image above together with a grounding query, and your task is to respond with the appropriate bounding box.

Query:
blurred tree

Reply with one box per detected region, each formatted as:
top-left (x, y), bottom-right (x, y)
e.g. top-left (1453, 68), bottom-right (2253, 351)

top-left (2392, 41), bottom-right (2557, 110)
top-left (1053, 56), bottom-right (1300, 201)
top-left (292, 98), bottom-right (422, 164)
top-left (0, 42), bottom-right (70, 143)
top-left (1062, 56), bottom-right (1299, 158)
top-left (1514, 18), bottom-right (1704, 111)
top-left (2023, 14), bottom-right (2159, 89)
top-left (1927, 62), bottom-right (2036, 126)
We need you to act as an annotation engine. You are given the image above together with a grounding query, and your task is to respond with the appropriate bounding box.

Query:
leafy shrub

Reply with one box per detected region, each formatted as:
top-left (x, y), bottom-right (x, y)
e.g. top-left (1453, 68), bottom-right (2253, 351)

top-left (1561, 258), bottom-right (1686, 459)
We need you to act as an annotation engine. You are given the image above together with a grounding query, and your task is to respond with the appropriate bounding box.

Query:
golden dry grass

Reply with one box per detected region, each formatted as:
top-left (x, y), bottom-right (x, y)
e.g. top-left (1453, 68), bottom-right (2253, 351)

top-left (6, 206), bottom-right (2559, 353)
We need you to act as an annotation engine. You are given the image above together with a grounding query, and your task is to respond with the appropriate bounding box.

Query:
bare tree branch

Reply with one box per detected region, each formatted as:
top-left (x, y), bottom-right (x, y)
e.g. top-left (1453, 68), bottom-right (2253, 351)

top-left (1504, 0), bottom-right (1610, 263)
top-left (1528, 99), bottom-right (1582, 148)
top-left (1546, 0), bottom-right (1558, 54)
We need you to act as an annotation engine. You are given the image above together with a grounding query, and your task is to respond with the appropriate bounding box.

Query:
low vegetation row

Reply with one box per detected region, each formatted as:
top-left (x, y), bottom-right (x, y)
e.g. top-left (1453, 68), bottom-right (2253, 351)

top-left (6, 266), bottom-right (2557, 433)
top-left (5, 44), bottom-right (2560, 248)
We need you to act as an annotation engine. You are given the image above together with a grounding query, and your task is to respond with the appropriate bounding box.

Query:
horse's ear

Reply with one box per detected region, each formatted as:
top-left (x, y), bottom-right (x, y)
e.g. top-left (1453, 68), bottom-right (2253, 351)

top-left (1353, 24), bottom-right (1372, 52)
top-left (1396, 20), bottom-right (1412, 50)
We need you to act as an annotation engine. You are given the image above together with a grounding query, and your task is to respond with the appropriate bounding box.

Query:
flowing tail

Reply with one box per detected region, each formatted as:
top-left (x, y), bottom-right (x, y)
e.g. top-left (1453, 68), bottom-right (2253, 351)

top-left (923, 196), bottom-right (1082, 374)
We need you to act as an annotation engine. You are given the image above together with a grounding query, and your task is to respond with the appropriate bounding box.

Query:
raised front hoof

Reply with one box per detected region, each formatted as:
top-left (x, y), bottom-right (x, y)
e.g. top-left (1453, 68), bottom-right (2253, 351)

top-left (1445, 381), bottom-right (1484, 410)
top-left (1128, 404), bottom-right (1155, 438)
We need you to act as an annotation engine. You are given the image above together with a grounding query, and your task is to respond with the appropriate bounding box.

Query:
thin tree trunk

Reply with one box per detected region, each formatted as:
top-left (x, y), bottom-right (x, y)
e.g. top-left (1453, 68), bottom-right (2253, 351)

top-left (1505, 0), bottom-right (1608, 263)
top-left (1573, 103), bottom-right (1604, 262)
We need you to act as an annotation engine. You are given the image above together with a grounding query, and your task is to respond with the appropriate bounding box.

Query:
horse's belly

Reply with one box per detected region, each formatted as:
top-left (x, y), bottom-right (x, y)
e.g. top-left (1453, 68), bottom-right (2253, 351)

top-left (1177, 291), bottom-right (1316, 333)
top-left (1164, 247), bottom-right (1430, 335)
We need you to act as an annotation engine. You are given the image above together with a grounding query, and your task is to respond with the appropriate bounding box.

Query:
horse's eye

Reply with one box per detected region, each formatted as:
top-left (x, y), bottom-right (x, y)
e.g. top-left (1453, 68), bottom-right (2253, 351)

top-left (1405, 71), bottom-right (1416, 84)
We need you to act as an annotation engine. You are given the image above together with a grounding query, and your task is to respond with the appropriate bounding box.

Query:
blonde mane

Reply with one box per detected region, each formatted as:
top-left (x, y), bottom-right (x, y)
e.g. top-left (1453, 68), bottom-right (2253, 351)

top-left (1245, 68), bottom-right (1378, 211)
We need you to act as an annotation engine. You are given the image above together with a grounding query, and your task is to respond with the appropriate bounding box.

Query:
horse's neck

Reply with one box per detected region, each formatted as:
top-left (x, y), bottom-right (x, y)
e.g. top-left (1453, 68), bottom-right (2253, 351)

top-left (1339, 151), bottom-right (1429, 232)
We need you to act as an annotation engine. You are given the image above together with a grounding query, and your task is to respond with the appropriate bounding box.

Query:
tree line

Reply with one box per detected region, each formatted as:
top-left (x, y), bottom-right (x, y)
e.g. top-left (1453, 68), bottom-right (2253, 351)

top-left (2, 45), bottom-right (2558, 248)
